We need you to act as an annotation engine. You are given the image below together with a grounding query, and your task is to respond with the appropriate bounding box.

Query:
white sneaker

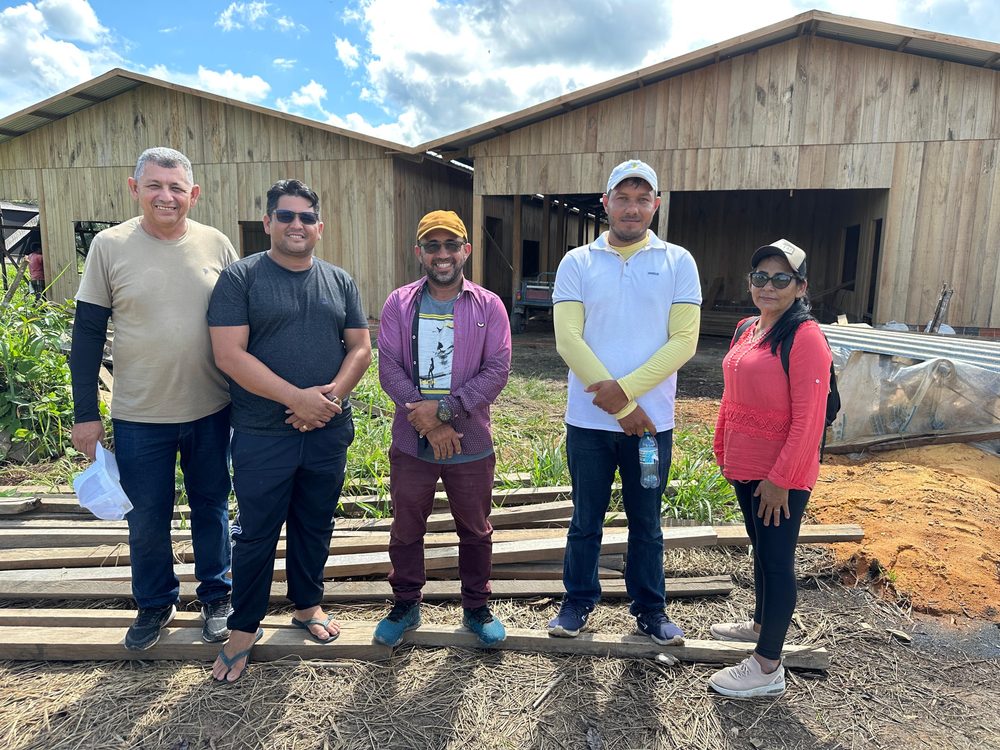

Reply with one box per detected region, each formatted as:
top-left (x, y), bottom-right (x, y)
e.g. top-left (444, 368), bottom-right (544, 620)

top-left (710, 619), bottom-right (759, 643)
top-left (709, 656), bottom-right (785, 698)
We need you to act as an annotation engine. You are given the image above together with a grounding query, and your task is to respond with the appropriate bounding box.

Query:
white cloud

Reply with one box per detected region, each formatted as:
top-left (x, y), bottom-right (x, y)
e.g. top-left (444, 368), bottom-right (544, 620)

top-left (216, 1), bottom-right (271, 32)
top-left (335, 37), bottom-right (360, 69)
top-left (36, 0), bottom-right (105, 43)
top-left (273, 58), bottom-right (297, 69)
top-left (215, 2), bottom-right (305, 34)
top-left (276, 79), bottom-right (328, 112)
top-left (145, 64), bottom-right (271, 104)
top-left (0, 1), bottom-right (120, 119)
top-left (159, 26), bottom-right (181, 34)
top-left (332, 0), bottom-right (1000, 146)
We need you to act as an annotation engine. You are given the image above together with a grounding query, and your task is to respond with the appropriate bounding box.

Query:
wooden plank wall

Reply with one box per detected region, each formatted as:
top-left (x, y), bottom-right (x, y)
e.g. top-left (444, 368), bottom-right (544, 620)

top-left (391, 157), bottom-right (473, 302)
top-left (469, 33), bottom-right (1000, 327)
top-left (0, 85), bottom-right (398, 315)
top-left (668, 189), bottom-right (887, 320)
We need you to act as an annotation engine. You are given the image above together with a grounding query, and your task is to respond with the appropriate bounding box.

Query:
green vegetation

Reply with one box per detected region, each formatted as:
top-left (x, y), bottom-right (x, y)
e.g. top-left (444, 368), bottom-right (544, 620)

top-left (1, 310), bottom-right (737, 524)
top-left (0, 283), bottom-right (83, 463)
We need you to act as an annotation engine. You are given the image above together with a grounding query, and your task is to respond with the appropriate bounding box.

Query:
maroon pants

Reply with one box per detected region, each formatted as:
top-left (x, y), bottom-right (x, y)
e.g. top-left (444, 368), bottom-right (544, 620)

top-left (387, 445), bottom-right (496, 608)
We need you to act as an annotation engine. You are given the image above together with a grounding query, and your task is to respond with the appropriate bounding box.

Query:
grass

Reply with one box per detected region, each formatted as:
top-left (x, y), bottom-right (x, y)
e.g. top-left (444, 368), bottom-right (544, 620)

top-left (1, 333), bottom-right (737, 525)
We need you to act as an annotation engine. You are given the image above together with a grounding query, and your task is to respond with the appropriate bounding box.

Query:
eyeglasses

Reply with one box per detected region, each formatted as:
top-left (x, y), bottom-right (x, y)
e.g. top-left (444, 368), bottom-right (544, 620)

top-left (273, 210), bottom-right (319, 225)
top-left (419, 240), bottom-right (466, 253)
top-left (749, 271), bottom-right (800, 289)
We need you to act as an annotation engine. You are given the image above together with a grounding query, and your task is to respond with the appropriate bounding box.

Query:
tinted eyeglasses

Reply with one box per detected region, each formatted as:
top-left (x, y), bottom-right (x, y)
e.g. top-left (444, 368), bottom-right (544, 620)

top-left (419, 240), bottom-right (466, 253)
top-left (749, 271), bottom-right (800, 289)
top-left (273, 210), bottom-right (319, 225)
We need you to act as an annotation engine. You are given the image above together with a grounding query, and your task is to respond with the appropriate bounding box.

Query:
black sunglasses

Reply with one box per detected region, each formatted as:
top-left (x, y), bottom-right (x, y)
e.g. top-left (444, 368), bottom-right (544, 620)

top-left (273, 210), bottom-right (319, 225)
top-left (419, 240), bottom-right (467, 253)
top-left (749, 271), bottom-right (800, 289)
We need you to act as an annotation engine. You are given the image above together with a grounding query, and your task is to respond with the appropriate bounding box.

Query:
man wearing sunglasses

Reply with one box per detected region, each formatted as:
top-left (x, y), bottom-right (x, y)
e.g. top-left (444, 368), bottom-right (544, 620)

top-left (71, 147), bottom-right (237, 652)
top-left (207, 179), bottom-right (372, 682)
top-left (374, 210), bottom-right (511, 648)
top-left (550, 159), bottom-right (701, 645)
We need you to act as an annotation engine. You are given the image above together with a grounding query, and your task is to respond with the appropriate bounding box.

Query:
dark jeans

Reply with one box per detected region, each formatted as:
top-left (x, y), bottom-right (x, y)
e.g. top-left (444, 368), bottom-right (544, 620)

top-left (113, 405), bottom-right (233, 609)
top-left (388, 445), bottom-right (496, 609)
top-left (733, 480), bottom-right (810, 661)
top-left (564, 424), bottom-right (673, 615)
top-left (227, 418), bottom-right (354, 634)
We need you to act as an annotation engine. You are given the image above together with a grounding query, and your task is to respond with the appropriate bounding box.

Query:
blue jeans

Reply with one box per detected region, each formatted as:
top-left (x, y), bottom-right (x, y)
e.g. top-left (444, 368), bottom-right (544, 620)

top-left (564, 424), bottom-right (673, 615)
top-left (113, 405), bottom-right (233, 609)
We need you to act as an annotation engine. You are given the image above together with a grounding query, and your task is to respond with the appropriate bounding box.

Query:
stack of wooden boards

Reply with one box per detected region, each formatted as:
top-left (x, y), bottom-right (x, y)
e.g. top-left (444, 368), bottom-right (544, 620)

top-left (0, 477), bottom-right (861, 669)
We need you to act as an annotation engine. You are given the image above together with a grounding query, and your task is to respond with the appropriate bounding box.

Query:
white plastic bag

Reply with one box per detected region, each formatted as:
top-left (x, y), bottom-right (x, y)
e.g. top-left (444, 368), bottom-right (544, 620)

top-left (73, 444), bottom-right (134, 520)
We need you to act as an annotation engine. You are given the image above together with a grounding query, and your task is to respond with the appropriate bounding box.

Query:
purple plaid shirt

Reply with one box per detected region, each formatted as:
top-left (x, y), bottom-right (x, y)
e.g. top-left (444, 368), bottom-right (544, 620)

top-left (377, 278), bottom-right (511, 459)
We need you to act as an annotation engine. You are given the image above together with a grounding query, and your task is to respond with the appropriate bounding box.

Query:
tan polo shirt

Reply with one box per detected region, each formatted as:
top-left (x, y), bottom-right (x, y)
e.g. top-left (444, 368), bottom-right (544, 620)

top-left (76, 217), bottom-right (238, 423)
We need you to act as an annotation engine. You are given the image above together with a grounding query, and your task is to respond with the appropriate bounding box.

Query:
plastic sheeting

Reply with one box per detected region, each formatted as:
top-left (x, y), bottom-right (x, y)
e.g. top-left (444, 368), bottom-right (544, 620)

top-left (829, 349), bottom-right (1000, 443)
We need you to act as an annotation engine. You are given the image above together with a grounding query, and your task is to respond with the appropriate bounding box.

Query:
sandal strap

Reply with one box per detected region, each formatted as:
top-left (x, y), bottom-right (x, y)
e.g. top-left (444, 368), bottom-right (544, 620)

top-left (218, 628), bottom-right (263, 668)
top-left (293, 615), bottom-right (334, 627)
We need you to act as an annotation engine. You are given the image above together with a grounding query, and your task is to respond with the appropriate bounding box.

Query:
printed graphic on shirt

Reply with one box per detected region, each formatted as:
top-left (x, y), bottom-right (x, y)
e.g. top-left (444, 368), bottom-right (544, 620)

top-left (417, 305), bottom-right (454, 395)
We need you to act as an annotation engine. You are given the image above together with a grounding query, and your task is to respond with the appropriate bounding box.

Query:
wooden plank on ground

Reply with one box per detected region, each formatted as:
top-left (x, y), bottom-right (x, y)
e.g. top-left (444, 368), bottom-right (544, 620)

top-left (0, 622), bottom-right (826, 669)
top-left (0, 497), bottom-right (39, 515)
top-left (0, 575), bottom-right (733, 602)
top-left (403, 626), bottom-right (830, 670)
top-left (825, 424), bottom-right (1000, 453)
top-left (714, 524), bottom-right (865, 545)
top-left (0, 624), bottom-right (391, 662)
top-left (429, 563), bottom-right (622, 580)
top-left (0, 529), bottom-right (717, 582)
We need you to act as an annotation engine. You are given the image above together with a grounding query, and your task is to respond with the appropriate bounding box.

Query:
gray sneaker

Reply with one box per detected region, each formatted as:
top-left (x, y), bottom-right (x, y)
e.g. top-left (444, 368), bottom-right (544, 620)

top-left (710, 619), bottom-right (759, 643)
top-left (200, 596), bottom-right (232, 643)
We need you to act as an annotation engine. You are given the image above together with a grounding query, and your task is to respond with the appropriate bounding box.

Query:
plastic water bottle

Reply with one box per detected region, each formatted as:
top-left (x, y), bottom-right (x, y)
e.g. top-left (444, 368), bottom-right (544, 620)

top-left (639, 430), bottom-right (659, 489)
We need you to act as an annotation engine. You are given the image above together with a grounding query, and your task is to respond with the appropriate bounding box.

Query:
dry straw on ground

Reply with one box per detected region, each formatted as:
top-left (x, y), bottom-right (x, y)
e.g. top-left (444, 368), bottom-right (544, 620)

top-left (2, 546), bottom-right (999, 750)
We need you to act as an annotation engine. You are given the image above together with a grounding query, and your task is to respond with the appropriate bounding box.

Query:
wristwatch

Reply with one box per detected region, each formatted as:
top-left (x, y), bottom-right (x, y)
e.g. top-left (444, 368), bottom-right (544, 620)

top-left (436, 400), bottom-right (453, 423)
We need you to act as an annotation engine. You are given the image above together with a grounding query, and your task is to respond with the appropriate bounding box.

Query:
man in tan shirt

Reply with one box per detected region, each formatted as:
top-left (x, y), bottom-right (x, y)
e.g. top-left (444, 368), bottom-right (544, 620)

top-left (70, 147), bottom-right (237, 650)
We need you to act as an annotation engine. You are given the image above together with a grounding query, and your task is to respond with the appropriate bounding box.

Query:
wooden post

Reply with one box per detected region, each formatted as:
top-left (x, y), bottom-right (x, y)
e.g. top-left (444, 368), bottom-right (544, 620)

top-left (471, 194), bottom-right (484, 286)
top-left (0, 204), bottom-right (7, 292)
top-left (656, 191), bottom-right (670, 241)
top-left (540, 195), bottom-right (551, 273)
top-left (511, 196), bottom-right (523, 303)
top-left (555, 201), bottom-right (565, 263)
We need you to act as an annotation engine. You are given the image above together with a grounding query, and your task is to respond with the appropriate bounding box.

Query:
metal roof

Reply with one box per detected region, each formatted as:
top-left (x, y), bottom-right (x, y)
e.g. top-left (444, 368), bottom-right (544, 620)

top-left (821, 324), bottom-right (1000, 373)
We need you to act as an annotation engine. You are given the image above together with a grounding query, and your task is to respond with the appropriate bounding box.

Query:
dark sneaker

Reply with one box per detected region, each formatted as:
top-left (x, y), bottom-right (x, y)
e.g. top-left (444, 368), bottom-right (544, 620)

top-left (373, 600), bottom-right (421, 647)
top-left (547, 598), bottom-right (593, 638)
top-left (200, 595), bottom-right (233, 643)
top-left (462, 605), bottom-right (506, 647)
top-left (124, 604), bottom-right (177, 651)
top-left (636, 610), bottom-right (684, 646)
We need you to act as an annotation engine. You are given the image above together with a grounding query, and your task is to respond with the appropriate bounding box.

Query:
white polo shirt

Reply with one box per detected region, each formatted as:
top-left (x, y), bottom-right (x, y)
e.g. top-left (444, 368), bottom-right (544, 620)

top-left (553, 231), bottom-right (702, 432)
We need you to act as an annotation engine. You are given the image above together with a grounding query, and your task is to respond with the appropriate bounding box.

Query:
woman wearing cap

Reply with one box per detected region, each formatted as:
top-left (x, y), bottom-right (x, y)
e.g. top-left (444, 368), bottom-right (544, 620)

top-left (709, 240), bottom-right (832, 698)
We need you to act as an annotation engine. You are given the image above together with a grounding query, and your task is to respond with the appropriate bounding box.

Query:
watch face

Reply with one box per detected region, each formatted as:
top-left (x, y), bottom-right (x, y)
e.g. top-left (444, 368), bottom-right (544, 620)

top-left (437, 401), bottom-right (453, 422)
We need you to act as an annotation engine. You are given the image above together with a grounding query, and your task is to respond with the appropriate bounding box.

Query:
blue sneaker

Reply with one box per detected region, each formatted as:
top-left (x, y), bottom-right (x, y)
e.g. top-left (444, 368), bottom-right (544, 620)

top-left (463, 605), bottom-right (507, 647)
top-left (373, 600), bottom-right (421, 647)
top-left (636, 610), bottom-right (684, 646)
top-left (547, 598), bottom-right (593, 638)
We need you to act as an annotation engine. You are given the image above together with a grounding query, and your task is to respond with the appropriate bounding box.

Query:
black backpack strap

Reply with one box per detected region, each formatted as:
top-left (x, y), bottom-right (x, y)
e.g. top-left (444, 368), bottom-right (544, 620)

top-left (779, 325), bottom-right (796, 377)
top-left (731, 317), bottom-right (758, 348)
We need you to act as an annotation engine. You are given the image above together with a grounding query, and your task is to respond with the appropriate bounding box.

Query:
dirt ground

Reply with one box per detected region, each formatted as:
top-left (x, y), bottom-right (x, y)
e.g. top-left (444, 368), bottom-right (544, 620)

top-left (2, 332), bottom-right (1000, 749)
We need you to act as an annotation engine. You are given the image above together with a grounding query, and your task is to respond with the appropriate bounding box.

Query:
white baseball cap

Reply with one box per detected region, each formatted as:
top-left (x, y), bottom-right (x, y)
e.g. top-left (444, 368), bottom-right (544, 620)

top-left (751, 239), bottom-right (807, 273)
top-left (606, 159), bottom-right (658, 194)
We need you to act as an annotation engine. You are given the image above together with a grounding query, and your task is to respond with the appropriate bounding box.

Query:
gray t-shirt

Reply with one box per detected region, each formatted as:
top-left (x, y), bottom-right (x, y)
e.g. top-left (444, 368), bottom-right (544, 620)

top-left (417, 292), bottom-right (492, 465)
top-left (207, 252), bottom-right (368, 435)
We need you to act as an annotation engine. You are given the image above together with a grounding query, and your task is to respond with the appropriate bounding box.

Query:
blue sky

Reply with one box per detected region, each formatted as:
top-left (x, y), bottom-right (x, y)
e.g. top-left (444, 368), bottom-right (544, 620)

top-left (2, 0), bottom-right (1000, 146)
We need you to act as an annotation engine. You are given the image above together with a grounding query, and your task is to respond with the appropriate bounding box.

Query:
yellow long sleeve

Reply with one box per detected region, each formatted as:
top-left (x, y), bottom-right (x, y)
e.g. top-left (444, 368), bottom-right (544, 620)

top-left (618, 303), bottom-right (701, 400)
top-left (553, 301), bottom-right (638, 419)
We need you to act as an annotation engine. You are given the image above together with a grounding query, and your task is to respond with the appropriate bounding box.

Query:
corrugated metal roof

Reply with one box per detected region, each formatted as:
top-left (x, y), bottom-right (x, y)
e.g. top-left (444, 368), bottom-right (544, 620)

top-left (905, 38), bottom-right (995, 65)
top-left (821, 324), bottom-right (1000, 373)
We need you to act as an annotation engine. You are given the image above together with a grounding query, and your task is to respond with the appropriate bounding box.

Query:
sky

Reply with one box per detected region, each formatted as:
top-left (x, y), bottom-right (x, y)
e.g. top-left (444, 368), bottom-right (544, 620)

top-left (1, 0), bottom-right (1000, 147)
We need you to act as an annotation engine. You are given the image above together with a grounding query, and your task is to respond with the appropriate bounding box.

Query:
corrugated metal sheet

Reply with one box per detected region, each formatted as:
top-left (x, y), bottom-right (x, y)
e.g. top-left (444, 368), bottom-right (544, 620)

top-left (905, 38), bottom-right (993, 65)
top-left (821, 324), bottom-right (1000, 373)
top-left (81, 76), bottom-right (143, 99)
top-left (815, 22), bottom-right (904, 51)
top-left (40, 97), bottom-right (91, 116)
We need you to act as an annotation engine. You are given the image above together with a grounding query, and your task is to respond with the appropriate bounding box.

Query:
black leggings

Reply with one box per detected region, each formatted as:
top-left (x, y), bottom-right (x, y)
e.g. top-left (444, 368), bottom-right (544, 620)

top-left (733, 480), bottom-right (810, 661)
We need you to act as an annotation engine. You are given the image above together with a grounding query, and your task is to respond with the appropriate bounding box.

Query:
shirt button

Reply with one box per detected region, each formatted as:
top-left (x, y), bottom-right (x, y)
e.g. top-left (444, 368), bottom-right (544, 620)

top-left (412, 335), bottom-right (416, 339)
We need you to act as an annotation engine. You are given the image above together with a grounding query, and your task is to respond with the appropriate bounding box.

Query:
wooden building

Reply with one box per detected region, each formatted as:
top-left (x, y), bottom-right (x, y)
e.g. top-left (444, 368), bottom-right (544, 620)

top-left (0, 70), bottom-right (471, 317)
top-left (424, 10), bottom-right (1000, 331)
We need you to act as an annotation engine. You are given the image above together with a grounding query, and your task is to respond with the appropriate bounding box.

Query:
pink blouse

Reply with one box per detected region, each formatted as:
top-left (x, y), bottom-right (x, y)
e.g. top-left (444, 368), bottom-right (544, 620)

top-left (713, 318), bottom-right (832, 491)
